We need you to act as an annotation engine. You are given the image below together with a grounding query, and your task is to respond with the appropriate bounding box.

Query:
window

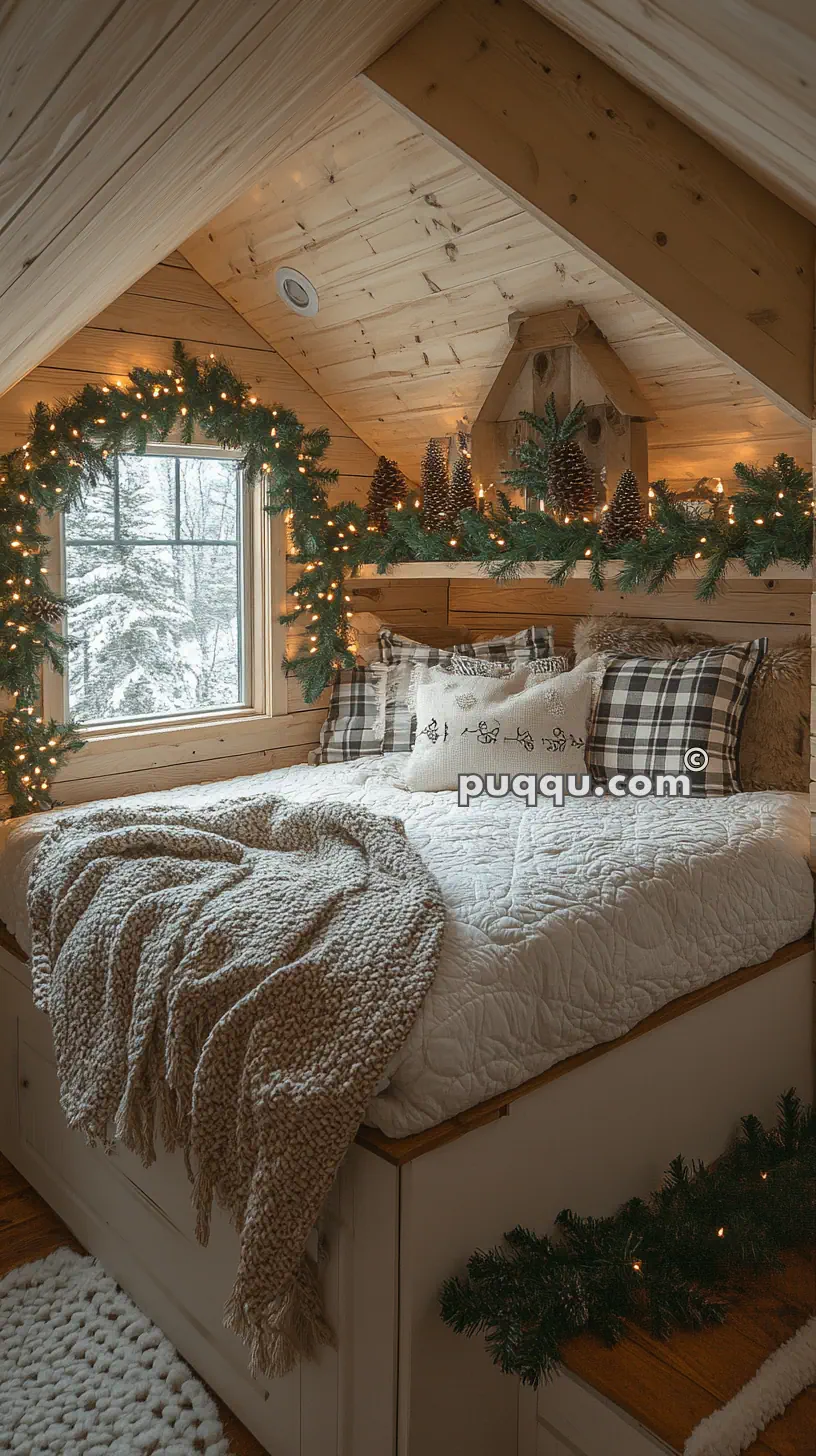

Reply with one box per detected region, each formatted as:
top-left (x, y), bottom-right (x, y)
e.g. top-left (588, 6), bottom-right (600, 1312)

top-left (63, 451), bottom-right (247, 725)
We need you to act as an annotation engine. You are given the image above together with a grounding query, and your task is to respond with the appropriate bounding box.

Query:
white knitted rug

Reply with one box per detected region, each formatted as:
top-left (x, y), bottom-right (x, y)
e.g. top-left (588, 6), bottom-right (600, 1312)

top-left (684, 1314), bottom-right (816, 1456)
top-left (0, 1248), bottom-right (229, 1454)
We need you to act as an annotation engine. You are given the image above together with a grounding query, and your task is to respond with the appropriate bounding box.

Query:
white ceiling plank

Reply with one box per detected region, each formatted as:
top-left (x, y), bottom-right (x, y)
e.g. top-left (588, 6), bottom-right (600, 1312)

top-left (0, 0), bottom-right (436, 394)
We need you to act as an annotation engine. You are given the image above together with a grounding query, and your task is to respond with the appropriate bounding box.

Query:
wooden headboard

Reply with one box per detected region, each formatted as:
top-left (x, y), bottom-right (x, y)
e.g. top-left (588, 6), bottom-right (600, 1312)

top-left (346, 575), bottom-right (808, 657)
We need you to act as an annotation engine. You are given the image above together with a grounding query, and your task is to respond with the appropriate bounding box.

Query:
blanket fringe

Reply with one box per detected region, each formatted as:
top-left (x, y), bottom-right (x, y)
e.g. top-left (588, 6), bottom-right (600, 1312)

top-left (224, 1255), bottom-right (336, 1380)
top-left (192, 1167), bottom-right (214, 1247)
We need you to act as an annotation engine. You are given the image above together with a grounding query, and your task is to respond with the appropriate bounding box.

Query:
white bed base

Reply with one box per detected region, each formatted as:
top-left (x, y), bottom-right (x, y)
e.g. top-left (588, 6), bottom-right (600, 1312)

top-left (1, 939), bottom-right (812, 1456)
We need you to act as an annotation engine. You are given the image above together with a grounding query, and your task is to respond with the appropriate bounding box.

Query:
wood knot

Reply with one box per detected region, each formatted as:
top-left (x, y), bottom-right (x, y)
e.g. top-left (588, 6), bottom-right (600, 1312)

top-left (654, 231), bottom-right (668, 247)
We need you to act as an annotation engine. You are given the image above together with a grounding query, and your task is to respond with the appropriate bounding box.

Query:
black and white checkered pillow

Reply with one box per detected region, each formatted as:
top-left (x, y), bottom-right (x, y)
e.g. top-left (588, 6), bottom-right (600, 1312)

top-left (589, 639), bottom-right (767, 795)
top-left (311, 664), bottom-right (388, 764)
top-left (378, 626), bottom-right (554, 754)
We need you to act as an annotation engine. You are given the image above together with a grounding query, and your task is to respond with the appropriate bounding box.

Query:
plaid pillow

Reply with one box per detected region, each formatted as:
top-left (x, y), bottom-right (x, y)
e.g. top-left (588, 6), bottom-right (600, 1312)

top-left (589, 640), bottom-right (767, 796)
top-left (378, 626), bottom-right (554, 754)
top-left (311, 663), bottom-right (388, 764)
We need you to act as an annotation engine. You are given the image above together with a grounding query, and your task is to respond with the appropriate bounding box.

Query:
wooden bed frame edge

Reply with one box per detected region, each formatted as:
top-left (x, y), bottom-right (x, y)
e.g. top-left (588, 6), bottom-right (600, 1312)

top-left (356, 935), bottom-right (815, 1164)
top-left (2, 919), bottom-right (810, 1170)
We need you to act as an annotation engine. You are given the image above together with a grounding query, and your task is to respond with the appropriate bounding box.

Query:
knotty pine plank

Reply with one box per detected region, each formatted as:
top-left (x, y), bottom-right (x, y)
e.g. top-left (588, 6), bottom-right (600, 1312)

top-left (448, 577), bottom-right (811, 627)
top-left (450, 611), bottom-right (806, 651)
top-left (529, 0), bottom-right (816, 224)
top-left (365, 0), bottom-right (815, 422)
top-left (0, 1152), bottom-right (269, 1456)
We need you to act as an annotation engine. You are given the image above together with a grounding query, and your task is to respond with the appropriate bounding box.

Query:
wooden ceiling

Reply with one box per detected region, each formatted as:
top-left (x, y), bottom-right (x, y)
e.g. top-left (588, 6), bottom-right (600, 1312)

top-left (528, 1), bottom-right (816, 222)
top-left (181, 80), bottom-right (810, 489)
top-left (0, 0), bottom-right (434, 395)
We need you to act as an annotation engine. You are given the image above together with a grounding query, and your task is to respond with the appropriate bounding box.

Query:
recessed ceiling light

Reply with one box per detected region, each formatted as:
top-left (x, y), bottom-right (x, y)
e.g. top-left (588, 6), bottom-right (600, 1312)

top-left (275, 266), bottom-right (319, 316)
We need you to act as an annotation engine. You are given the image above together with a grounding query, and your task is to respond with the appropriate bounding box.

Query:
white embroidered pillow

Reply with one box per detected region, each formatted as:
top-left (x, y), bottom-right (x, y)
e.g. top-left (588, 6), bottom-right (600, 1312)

top-left (404, 662), bottom-right (592, 792)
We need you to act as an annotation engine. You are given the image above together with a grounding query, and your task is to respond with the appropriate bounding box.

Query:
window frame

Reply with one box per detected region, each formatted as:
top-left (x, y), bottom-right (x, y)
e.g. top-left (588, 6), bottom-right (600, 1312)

top-left (42, 443), bottom-right (290, 780)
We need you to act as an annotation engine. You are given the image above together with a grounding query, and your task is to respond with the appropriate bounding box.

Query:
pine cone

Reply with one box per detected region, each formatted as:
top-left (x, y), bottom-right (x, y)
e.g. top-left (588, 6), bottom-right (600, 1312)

top-left (603, 468), bottom-right (646, 548)
top-left (25, 596), bottom-right (63, 624)
top-left (366, 455), bottom-right (407, 532)
top-left (547, 441), bottom-right (596, 518)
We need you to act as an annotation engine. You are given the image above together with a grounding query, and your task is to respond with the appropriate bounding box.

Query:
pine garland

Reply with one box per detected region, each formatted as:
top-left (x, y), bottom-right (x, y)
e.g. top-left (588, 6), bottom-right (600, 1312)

top-left (0, 341), bottom-right (340, 814)
top-left (4, 350), bottom-right (811, 814)
top-left (439, 1091), bottom-right (816, 1387)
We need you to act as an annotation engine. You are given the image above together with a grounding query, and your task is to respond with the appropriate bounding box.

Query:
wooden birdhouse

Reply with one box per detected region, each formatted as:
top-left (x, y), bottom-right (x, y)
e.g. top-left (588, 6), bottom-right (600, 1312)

top-left (470, 307), bottom-right (655, 509)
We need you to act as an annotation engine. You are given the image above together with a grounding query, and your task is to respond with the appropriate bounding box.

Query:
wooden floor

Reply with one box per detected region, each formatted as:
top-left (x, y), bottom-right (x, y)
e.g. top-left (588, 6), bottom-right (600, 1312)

top-left (563, 1249), bottom-right (816, 1454)
top-left (0, 1152), bottom-right (269, 1456)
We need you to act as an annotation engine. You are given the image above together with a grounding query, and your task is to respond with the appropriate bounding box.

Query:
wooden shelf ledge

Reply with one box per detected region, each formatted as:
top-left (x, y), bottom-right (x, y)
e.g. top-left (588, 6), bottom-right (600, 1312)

top-left (351, 561), bottom-right (813, 582)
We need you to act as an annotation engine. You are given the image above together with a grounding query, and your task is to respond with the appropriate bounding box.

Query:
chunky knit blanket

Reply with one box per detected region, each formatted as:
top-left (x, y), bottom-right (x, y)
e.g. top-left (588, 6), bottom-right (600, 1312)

top-left (28, 793), bottom-right (445, 1378)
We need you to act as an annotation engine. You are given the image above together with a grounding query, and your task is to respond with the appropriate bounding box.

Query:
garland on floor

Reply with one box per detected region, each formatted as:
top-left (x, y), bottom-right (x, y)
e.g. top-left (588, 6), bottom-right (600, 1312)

top-left (3, 353), bottom-right (812, 813)
top-left (439, 1091), bottom-right (816, 1388)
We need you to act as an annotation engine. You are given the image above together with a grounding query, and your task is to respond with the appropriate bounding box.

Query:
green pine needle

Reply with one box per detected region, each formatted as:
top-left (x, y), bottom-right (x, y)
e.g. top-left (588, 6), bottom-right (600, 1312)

top-left (439, 1091), bottom-right (816, 1387)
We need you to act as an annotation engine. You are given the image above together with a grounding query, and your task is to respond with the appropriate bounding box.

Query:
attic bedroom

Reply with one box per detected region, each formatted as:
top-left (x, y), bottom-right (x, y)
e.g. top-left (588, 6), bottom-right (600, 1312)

top-left (0, 5), bottom-right (814, 1456)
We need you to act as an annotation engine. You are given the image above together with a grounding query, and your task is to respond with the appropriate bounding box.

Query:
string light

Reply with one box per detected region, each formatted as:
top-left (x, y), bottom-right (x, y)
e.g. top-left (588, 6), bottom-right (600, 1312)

top-left (5, 344), bottom-right (809, 813)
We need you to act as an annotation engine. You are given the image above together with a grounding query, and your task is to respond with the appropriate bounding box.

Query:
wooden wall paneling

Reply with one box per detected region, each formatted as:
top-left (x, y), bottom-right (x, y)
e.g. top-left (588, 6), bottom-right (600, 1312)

top-left (0, 0), bottom-right (438, 393)
top-left (453, 611), bottom-right (806, 653)
top-left (52, 744), bottom-right (314, 809)
top-left (365, 0), bottom-right (816, 423)
top-left (527, 1), bottom-right (816, 224)
top-left (182, 80), bottom-right (812, 494)
top-left (447, 575), bottom-right (813, 621)
top-left (331, 573), bottom-right (811, 663)
top-left (0, 253), bottom-right (380, 792)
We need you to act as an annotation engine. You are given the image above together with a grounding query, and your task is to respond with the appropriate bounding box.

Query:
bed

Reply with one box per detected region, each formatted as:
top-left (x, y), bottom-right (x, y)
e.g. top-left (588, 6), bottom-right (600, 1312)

top-left (0, 757), bottom-right (813, 1456)
top-left (0, 755), bottom-right (812, 1135)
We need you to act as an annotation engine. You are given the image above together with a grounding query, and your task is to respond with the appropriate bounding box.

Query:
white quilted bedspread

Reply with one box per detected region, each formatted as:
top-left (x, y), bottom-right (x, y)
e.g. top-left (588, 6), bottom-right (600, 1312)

top-left (0, 758), bottom-right (812, 1137)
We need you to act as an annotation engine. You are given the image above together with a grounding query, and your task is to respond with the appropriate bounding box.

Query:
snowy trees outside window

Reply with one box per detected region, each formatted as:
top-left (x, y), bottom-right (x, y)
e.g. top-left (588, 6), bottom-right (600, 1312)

top-left (64, 454), bottom-right (245, 723)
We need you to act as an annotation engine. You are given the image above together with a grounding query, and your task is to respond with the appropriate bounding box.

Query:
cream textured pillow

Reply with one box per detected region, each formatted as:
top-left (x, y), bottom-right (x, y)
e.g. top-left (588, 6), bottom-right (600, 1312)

top-left (404, 662), bottom-right (592, 792)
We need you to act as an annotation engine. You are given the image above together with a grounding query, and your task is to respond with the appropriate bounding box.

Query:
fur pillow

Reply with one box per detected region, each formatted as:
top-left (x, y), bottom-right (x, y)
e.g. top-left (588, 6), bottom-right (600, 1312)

top-left (739, 636), bottom-right (809, 792)
top-left (573, 614), bottom-right (808, 793)
top-left (573, 613), bottom-right (717, 663)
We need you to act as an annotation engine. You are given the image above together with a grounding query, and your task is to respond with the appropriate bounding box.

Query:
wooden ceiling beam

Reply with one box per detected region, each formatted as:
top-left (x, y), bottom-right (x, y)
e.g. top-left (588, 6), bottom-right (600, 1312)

top-left (0, 0), bottom-right (435, 396)
top-left (365, 0), bottom-right (816, 425)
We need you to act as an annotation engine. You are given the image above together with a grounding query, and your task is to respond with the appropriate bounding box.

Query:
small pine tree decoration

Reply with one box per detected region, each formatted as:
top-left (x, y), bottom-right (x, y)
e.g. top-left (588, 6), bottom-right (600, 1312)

top-left (504, 395), bottom-right (596, 520)
top-left (603, 468), bottom-right (646, 548)
top-left (447, 452), bottom-right (477, 524)
top-left (365, 455), bottom-right (407, 532)
top-left (420, 437), bottom-right (451, 531)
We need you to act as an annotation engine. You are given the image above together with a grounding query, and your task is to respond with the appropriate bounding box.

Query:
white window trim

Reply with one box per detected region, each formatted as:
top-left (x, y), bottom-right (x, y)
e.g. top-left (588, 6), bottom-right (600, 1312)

top-left (42, 446), bottom-right (292, 786)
